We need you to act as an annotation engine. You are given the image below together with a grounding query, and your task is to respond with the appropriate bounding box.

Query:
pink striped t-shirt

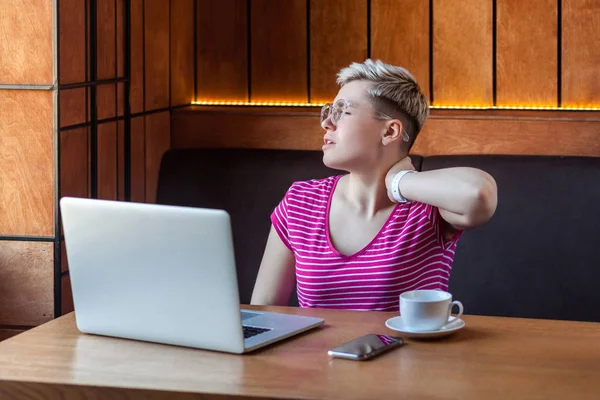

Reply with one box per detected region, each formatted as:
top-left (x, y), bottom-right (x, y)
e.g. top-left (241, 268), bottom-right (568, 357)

top-left (271, 175), bottom-right (462, 312)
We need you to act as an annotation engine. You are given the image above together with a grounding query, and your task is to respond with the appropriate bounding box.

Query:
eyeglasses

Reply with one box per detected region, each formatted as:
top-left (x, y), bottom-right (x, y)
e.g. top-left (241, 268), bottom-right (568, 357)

top-left (320, 99), bottom-right (355, 126)
top-left (320, 99), bottom-right (410, 142)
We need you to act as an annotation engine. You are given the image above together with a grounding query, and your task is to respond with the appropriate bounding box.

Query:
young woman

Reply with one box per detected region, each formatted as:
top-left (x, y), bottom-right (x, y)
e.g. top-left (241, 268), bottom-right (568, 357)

top-left (251, 59), bottom-right (497, 311)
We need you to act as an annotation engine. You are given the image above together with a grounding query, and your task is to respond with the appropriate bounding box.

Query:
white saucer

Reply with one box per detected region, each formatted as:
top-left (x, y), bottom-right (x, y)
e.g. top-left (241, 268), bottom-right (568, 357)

top-left (385, 316), bottom-right (465, 339)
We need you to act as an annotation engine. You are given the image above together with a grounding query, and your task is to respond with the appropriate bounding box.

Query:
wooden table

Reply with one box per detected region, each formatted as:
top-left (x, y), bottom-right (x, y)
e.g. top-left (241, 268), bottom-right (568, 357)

top-left (1, 306), bottom-right (599, 399)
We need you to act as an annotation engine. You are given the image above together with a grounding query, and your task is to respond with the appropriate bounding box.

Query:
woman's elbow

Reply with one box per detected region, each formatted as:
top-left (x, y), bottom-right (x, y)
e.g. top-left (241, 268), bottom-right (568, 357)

top-left (465, 175), bottom-right (498, 228)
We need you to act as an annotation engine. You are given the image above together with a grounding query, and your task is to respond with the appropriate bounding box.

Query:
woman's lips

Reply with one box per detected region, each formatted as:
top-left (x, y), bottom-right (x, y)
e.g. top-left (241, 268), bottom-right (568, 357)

top-left (323, 136), bottom-right (335, 149)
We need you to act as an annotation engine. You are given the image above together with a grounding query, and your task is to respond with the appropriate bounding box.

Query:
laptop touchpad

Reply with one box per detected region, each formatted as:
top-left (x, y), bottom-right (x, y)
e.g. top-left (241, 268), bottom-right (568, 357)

top-left (241, 310), bottom-right (261, 321)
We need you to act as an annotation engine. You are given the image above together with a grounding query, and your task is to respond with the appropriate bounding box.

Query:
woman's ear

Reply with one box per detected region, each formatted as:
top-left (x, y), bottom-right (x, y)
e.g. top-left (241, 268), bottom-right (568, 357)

top-left (381, 119), bottom-right (403, 146)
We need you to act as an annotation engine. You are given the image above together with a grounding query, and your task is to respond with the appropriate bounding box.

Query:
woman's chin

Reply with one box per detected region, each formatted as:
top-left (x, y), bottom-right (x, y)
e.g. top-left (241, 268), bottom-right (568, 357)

top-left (323, 151), bottom-right (349, 171)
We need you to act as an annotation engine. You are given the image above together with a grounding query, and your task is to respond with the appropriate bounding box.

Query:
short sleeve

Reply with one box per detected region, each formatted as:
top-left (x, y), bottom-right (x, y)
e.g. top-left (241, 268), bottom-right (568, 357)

top-left (420, 203), bottom-right (463, 250)
top-left (270, 188), bottom-right (293, 251)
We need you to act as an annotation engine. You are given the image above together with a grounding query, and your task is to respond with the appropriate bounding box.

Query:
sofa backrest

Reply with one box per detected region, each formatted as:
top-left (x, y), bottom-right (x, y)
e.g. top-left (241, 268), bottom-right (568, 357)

top-left (156, 149), bottom-right (391, 306)
top-left (157, 149), bottom-right (600, 322)
top-left (421, 155), bottom-right (600, 322)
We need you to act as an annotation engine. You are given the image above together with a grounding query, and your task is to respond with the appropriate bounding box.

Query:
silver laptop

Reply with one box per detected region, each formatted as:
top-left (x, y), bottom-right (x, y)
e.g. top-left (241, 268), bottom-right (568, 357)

top-left (60, 197), bottom-right (324, 353)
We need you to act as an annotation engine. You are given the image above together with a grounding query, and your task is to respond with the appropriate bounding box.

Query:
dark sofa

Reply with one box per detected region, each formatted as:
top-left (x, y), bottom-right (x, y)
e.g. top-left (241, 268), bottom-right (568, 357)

top-left (157, 148), bottom-right (600, 322)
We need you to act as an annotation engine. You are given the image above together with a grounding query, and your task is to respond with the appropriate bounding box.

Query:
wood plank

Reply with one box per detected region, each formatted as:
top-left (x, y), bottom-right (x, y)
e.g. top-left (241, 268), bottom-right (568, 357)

top-left (0, 381), bottom-right (247, 399)
top-left (117, 82), bottom-right (125, 116)
top-left (145, 112), bottom-right (171, 203)
top-left (61, 275), bottom-right (74, 316)
top-left (97, 0), bottom-right (116, 79)
top-left (116, 0), bottom-right (125, 78)
top-left (130, 0), bottom-right (144, 113)
top-left (170, 0), bottom-right (195, 106)
top-left (61, 240), bottom-right (68, 273)
top-left (59, 0), bottom-right (86, 84)
top-left (145, 0), bottom-right (170, 110)
top-left (413, 116), bottom-right (600, 156)
top-left (196, 0), bottom-right (248, 102)
top-left (131, 116), bottom-right (146, 203)
top-left (171, 107), bottom-right (600, 157)
top-left (562, 0), bottom-right (600, 107)
top-left (433, 0), bottom-right (493, 106)
top-left (97, 83), bottom-right (116, 120)
top-left (59, 88), bottom-right (87, 127)
top-left (60, 128), bottom-right (89, 200)
top-left (0, 241), bottom-right (53, 326)
top-left (310, 0), bottom-right (368, 103)
top-left (371, 0), bottom-right (430, 98)
top-left (250, 0), bottom-right (308, 102)
top-left (0, 90), bottom-right (54, 236)
top-left (97, 122), bottom-right (118, 201)
top-left (1, 309), bottom-right (600, 399)
top-left (172, 108), bottom-right (322, 150)
top-left (118, 120), bottom-right (125, 201)
top-left (0, 0), bottom-right (53, 84)
top-left (496, 0), bottom-right (557, 106)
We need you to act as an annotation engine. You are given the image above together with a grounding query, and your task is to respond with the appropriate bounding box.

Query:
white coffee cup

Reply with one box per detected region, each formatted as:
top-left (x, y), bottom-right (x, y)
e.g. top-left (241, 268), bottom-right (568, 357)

top-left (399, 290), bottom-right (464, 332)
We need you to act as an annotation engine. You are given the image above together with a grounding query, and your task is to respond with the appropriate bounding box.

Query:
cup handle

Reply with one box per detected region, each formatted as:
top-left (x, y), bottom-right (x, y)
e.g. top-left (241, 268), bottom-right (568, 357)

top-left (449, 300), bottom-right (463, 321)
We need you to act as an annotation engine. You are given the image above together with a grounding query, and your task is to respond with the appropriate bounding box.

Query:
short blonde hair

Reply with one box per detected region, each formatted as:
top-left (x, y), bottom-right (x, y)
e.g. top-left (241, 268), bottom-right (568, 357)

top-left (337, 59), bottom-right (429, 146)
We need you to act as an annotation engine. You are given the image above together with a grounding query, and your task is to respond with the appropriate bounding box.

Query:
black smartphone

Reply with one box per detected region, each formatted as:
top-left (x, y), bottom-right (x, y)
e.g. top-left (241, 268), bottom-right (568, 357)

top-left (327, 334), bottom-right (404, 361)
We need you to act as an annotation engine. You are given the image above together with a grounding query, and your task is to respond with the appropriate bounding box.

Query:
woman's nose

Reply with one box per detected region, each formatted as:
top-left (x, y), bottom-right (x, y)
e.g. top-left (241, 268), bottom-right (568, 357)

top-left (321, 115), bottom-right (336, 131)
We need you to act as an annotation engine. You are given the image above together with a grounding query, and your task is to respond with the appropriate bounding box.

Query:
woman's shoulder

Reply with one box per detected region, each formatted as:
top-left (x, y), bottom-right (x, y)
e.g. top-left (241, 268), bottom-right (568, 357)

top-left (287, 175), bottom-right (342, 198)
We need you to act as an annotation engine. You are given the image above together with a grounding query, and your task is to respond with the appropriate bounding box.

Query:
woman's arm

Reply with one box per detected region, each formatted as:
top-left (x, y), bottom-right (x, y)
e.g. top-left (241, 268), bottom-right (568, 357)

top-left (386, 158), bottom-right (498, 231)
top-left (250, 225), bottom-right (297, 306)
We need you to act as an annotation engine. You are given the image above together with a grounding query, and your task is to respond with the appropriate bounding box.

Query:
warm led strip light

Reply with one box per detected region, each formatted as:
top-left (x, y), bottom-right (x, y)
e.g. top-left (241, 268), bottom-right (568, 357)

top-left (192, 100), bottom-right (600, 111)
top-left (432, 105), bottom-right (600, 111)
top-left (193, 101), bottom-right (317, 107)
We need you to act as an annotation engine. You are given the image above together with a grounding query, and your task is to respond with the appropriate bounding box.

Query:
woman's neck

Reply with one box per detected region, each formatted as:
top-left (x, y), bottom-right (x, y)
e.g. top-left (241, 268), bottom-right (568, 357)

top-left (338, 168), bottom-right (395, 219)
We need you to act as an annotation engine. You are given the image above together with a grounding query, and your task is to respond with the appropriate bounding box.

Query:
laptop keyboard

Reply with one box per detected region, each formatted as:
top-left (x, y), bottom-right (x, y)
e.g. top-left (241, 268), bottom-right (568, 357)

top-left (243, 325), bottom-right (271, 339)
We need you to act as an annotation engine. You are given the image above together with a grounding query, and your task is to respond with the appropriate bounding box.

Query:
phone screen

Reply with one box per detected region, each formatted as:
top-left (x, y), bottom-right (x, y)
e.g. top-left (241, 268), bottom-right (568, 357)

top-left (328, 334), bottom-right (403, 360)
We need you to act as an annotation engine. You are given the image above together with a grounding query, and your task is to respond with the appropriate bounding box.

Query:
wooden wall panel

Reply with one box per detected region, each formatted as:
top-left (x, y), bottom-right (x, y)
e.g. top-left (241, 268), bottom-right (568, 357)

top-left (59, 0), bottom-right (86, 84)
top-left (97, 84), bottom-right (116, 120)
top-left (413, 116), bottom-right (600, 156)
top-left (563, 0), bottom-right (600, 107)
top-left (433, 0), bottom-right (493, 106)
top-left (310, 0), bottom-right (368, 103)
top-left (0, 91), bottom-right (54, 236)
top-left (130, 0), bottom-right (145, 113)
top-left (497, 0), bottom-right (557, 106)
top-left (97, 122), bottom-right (118, 201)
top-left (171, 108), bottom-right (323, 150)
top-left (117, 83), bottom-right (125, 117)
top-left (250, 0), bottom-right (308, 102)
top-left (60, 128), bottom-right (89, 200)
top-left (117, 0), bottom-right (125, 79)
top-left (371, 0), bottom-right (430, 98)
top-left (171, 0), bottom-right (195, 106)
top-left (97, 0), bottom-right (116, 79)
top-left (115, 0), bottom-right (126, 116)
top-left (0, 241), bottom-right (53, 326)
top-left (187, 0), bottom-right (598, 109)
top-left (61, 241), bottom-right (68, 273)
top-left (131, 117), bottom-right (146, 203)
top-left (59, 88), bottom-right (87, 127)
top-left (171, 108), bottom-right (600, 157)
top-left (0, 0), bottom-right (53, 84)
top-left (145, 0), bottom-right (170, 110)
top-left (196, 0), bottom-right (248, 101)
top-left (145, 112), bottom-right (171, 203)
top-left (118, 120), bottom-right (126, 201)
top-left (61, 275), bottom-right (74, 315)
